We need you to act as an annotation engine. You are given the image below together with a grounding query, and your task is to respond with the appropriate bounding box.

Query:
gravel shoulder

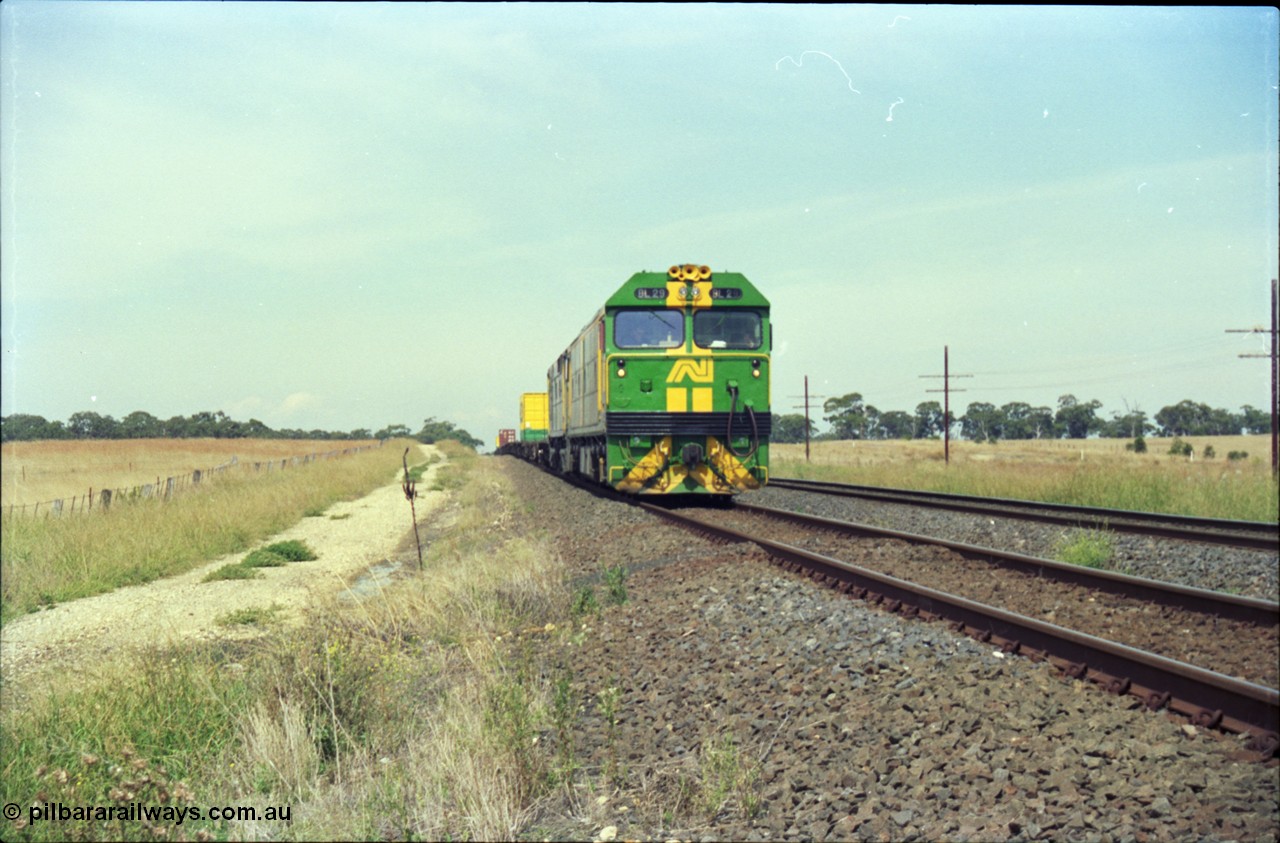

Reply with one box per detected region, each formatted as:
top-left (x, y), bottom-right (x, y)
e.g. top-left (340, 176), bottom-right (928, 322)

top-left (0, 443), bottom-right (446, 693)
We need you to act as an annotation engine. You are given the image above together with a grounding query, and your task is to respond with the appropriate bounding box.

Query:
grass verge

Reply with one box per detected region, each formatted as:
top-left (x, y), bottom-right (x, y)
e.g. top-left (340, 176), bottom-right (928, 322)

top-left (1, 440), bottom-right (580, 842)
top-left (1, 442), bottom-right (408, 621)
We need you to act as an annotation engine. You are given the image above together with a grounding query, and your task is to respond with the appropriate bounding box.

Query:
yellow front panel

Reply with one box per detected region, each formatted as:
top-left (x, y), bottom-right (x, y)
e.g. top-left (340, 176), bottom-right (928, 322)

top-left (692, 387), bottom-right (713, 412)
top-left (667, 387), bottom-right (688, 412)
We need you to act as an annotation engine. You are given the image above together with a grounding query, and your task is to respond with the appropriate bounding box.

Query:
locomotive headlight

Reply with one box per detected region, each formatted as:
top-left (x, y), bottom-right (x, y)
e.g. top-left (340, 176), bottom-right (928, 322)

top-left (616, 358), bottom-right (626, 377)
top-left (751, 358), bottom-right (761, 378)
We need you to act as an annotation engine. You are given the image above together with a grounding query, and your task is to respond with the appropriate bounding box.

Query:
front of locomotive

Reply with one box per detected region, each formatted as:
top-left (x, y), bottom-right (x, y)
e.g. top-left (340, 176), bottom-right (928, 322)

top-left (603, 264), bottom-right (770, 495)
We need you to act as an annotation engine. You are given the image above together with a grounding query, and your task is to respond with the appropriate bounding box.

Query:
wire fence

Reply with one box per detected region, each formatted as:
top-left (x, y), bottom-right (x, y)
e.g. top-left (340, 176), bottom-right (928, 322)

top-left (2, 443), bottom-right (384, 520)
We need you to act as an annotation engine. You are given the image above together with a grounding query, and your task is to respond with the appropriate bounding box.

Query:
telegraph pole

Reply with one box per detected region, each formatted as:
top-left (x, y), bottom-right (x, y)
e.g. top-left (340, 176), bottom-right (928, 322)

top-left (919, 346), bottom-right (972, 465)
top-left (1226, 278), bottom-right (1279, 474)
top-left (788, 376), bottom-right (826, 462)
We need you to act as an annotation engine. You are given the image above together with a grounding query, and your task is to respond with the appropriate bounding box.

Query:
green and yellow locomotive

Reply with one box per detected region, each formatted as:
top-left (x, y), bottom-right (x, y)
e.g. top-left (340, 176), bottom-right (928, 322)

top-left (544, 264), bottom-right (770, 495)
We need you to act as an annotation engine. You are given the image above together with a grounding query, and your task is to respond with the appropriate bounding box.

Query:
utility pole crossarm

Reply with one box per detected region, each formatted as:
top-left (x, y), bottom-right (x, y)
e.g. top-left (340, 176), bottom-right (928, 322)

top-left (787, 375), bottom-right (826, 462)
top-left (919, 345), bottom-right (973, 465)
top-left (1224, 278), bottom-right (1278, 475)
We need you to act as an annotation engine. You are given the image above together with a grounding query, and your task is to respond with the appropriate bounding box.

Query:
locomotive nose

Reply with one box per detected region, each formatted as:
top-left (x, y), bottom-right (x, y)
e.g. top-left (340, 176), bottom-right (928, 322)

top-left (680, 442), bottom-right (704, 467)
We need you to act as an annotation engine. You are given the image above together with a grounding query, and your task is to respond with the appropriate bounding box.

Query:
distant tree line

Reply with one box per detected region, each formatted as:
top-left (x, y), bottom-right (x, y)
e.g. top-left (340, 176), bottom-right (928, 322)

top-left (0, 410), bottom-right (482, 450)
top-left (770, 393), bottom-right (1273, 444)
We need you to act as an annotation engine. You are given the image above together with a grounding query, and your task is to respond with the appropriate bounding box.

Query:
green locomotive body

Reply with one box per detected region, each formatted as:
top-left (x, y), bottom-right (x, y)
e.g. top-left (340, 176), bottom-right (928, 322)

top-left (546, 264), bottom-right (770, 495)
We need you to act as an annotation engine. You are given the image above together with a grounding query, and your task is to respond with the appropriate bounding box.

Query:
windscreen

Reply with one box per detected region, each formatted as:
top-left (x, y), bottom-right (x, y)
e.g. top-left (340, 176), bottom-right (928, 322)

top-left (693, 310), bottom-right (762, 350)
top-left (614, 310), bottom-right (684, 349)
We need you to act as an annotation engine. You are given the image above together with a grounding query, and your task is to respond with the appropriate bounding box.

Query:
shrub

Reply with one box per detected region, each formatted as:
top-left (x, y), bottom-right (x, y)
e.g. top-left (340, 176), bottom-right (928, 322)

top-left (1167, 438), bottom-right (1193, 457)
top-left (1125, 435), bottom-right (1147, 453)
top-left (263, 540), bottom-right (318, 561)
top-left (242, 549), bottom-right (289, 568)
top-left (1228, 450), bottom-right (1249, 461)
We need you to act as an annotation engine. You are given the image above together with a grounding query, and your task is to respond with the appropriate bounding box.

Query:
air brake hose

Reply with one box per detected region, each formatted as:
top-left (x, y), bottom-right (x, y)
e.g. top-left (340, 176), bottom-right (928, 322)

top-left (725, 385), bottom-right (760, 461)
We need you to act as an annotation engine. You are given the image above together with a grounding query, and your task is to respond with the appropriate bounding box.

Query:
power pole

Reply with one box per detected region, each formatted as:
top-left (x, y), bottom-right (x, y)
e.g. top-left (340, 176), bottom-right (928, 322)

top-left (919, 345), bottom-right (972, 465)
top-left (1226, 278), bottom-right (1279, 475)
top-left (788, 375), bottom-right (826, 461)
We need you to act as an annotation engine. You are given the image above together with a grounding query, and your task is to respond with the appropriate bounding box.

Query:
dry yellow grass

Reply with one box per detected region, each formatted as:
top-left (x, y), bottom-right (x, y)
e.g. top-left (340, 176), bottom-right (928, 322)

top-left (1, 438), bottom-right (377, 508)
top-left (775, 434), bottom-right (1270, 468)
top-left (771, 435), bottom-right (1277, 521)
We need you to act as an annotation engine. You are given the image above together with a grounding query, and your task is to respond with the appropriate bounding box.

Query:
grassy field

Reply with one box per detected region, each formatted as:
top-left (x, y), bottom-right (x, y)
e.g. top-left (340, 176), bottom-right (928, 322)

top-left (1, 438), bottom-right (378, 508)
top-left (0, 444), bottom-right (566, 841)
top-left (771, 435), bottom-right (1278, 522)
top-left (0, 439), bottom-right (405, 620)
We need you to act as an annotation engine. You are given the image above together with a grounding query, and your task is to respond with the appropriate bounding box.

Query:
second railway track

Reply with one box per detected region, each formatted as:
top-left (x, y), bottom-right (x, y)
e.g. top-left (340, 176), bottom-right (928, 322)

top-left (633, 496), bottom-right (1279, 757)
top-left (766, 477), bottom-right (1280, 552)
top-left (755, 480), bottom-right (1279, 603)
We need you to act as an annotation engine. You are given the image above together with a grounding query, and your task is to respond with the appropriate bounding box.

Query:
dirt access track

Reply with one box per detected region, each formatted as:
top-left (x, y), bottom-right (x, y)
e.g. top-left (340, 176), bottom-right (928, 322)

top-left (1, 443), bottom-right (447, 693)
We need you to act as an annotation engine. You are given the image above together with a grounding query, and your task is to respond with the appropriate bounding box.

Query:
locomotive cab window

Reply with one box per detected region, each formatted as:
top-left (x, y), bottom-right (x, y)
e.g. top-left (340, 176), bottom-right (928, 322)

top-left (693, 310), bottom-right (762, 350)
top-left (614, 309), bottom-right (684, 349)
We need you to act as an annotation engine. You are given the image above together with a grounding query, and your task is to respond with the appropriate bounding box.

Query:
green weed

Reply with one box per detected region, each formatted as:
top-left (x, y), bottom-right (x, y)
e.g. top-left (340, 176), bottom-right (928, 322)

top-left (242, 549), bottom-right (289, 568)
top-left (571, 586), bottom-right (599, 617)
top-left (1054, 529), bottom-right (1116, 570)
top-left (202, 564), bottom-right (263, 583)
top-left (700, 732), bottom-right (761, 819)
top-left (216, 604), bottom-right (283, 627)
top-left (263, 540), bottom-right (318, 562)
top-left (602, 566), bottom-right (628, 606)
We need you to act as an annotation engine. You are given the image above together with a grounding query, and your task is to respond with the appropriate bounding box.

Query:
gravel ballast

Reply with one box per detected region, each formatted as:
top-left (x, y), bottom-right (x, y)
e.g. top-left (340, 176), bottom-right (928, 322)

top-left (500, 458), bottom-right (1279, 842)
top-left (749, 486), bottom-right (1280, 603)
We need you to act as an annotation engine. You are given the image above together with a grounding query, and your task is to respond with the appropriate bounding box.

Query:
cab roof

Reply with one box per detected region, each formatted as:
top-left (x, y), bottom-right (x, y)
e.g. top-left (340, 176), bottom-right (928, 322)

top-left (604, 267), bottom-right (769, 310)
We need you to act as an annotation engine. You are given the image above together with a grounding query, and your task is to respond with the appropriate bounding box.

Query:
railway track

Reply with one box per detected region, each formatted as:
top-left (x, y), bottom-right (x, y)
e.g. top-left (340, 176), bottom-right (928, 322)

top-left (631, 496), bottom-right (1280, 758)
top-left (767, 477), bottom-right (1280, 551)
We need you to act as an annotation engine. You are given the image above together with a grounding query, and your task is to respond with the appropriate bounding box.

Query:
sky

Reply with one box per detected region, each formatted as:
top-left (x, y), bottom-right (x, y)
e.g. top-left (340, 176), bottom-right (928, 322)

top-left (2, 3), bottom-right (1277, 447)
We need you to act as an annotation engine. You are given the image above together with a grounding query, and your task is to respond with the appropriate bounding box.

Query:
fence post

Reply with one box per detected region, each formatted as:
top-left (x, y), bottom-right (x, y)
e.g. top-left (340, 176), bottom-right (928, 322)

top-left (100, 489), bottom-right (113, 511)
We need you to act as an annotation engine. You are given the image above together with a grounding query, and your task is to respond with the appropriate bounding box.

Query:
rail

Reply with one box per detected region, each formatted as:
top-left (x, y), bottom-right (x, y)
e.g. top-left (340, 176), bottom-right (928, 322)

top-left (767, 477), bottom-right (1279, 551)
top-left (635, 499), bottom-right (1280, 759)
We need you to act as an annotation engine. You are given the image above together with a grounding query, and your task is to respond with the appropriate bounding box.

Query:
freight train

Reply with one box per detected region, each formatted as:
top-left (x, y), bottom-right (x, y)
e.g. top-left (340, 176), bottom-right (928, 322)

top-left (504, 264), bottom-right (770, 496)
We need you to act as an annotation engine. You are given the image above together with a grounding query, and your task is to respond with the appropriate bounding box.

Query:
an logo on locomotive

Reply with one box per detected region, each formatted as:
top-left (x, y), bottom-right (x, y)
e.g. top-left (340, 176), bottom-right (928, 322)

top-left (666, 359), bottom-right (715, 384)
